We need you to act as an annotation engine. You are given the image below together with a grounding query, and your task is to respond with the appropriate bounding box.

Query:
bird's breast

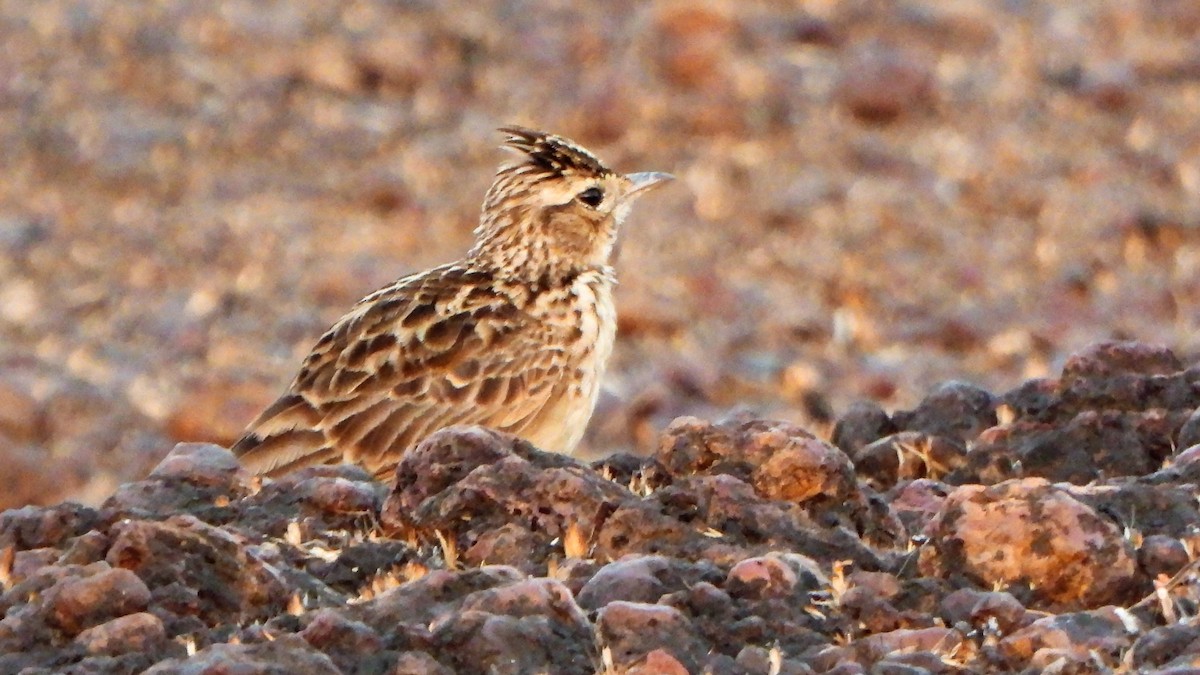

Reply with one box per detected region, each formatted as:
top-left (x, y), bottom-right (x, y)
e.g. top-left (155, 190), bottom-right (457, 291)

top-left (524, 269), bottom-right (616, 454)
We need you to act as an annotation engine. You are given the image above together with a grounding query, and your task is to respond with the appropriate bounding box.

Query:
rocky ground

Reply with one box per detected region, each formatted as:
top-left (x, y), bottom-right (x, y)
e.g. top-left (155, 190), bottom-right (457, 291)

top-left (2, 340), bottom-right (1200, 673)
top-left (1, 0), bottom-right (1199, 509)
top-left (3, 1), bottom-right (1200, 672)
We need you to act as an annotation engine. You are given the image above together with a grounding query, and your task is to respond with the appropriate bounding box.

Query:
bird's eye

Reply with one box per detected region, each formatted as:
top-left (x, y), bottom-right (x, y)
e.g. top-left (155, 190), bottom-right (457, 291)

top-left (577, 187), bottom-right (604, 208)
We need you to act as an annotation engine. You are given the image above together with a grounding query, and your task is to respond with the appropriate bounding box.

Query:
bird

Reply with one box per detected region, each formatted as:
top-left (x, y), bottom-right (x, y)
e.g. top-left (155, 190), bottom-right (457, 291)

top-left (232, 126), bottom-right (672, 479)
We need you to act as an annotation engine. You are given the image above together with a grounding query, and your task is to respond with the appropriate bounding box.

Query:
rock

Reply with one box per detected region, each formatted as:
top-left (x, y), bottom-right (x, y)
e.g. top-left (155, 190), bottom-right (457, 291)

top-left (144, 633), bottom-right (341, 674)
top-left (831, 401), bottom-right (896, 457)
top-left (811, 627), bottom-right (966, 670)
top-left (104, 515), bottom-right (290, 627)
top-left (73, 611), bottom-right (166, 655)
top-left (998, 607), bottom-right (1139, 669)
top-left (853, 432), bottom-right (966, 490)
top-left (919, 479), bottom-right (1139, 609)
top-left (596, 601), bottom-right (707, 673)
top-left (960, 409), bottom-right (1180, 484)
top-left (44, 566), bottom-right (151, 635)
top-left (383, 426), bottom-right (630, 573)
top-left (1129, 624), bottom-right (1200, 671)
top-left (1137, 534), bottom-right (1190, 579)
top-left (298, 609), bottom-right (383, 672)
top-left (577, 555), bottom-right (692, 610)
top-left (892, 381), bottom-right (997, 444)
top-left (432, 578), bottom-right (595, 674)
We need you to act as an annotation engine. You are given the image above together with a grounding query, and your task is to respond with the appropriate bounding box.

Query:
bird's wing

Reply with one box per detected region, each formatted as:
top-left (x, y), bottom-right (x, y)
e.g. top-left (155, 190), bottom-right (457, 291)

top-left (232, 264), bottom-right (570, 478)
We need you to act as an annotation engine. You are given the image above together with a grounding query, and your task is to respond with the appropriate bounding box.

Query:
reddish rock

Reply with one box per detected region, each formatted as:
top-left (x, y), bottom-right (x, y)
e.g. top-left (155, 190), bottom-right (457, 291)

top-left (73, 611), bottom-right (165, 655)
top-left (919, 479), bottom-right (1139, 609)
top-left (44, 566), bottom-right (151, 635)
top-left (391, 651), bottom-right (455, 675)
top-left (596, 601), bottom-right (707, 672)
top-left (998, 607), bottom-right (1138, 670)
top-left (726, 555), bottom-right (799, 600)
top-left (889, 478), bottom-right (950, 535)
top-left (299, 609), bottom-right (383, 672)
top-left (627, 648), bottom-right (690, 675)
top-left (812, 627), bottom-right (966, 670)
top-left (656, 416), bottom-right (875, 534)
top-left (148, 442), bottom-right (248, 488)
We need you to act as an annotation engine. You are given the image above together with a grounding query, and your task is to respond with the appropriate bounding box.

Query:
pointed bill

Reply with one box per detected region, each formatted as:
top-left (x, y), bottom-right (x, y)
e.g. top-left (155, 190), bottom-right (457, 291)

top-left (625, 172), bottom-right (674, 198)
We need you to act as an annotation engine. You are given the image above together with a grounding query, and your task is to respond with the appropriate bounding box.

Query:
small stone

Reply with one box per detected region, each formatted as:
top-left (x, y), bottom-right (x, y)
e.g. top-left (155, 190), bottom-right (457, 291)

top-left (596, 601), bottom-right (707, 673)
top-left (627, 648), bottom-right (690, 675)
top-left (577, 556), bottom-right (672, 610)
top-left (73, 612), bottom-right (165, 655)
top-left (726, 555), bottom-right (798, 599)
top-left (1137, 534), bottom-right (1190, 578)
top-left (831, 400), bottom-right (896, 457)
top-left (148, 442), bottom-right (246, 486)
top-left (999, 608), bottom-right (1137, 666)
top-left (892, 381), bottom-right (997, 444)
top-left (854, 432), bottom-right (965, 490)
top-left (44, 567), bottom-right (151, 636)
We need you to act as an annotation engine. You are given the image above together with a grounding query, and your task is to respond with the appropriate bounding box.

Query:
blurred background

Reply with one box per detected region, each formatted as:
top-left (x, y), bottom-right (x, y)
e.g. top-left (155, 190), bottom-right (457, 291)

top-left (1, 0), bottom-right (1198, 509)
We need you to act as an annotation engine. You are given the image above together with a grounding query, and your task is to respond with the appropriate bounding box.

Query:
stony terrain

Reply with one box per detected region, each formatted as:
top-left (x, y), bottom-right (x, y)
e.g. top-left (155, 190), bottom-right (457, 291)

top-left (3, 1), bottom-right (1200, 672)
top-left (1, 0), bottom-right (1199, 509)
top-left (3, 340), bottom-right (1200, 673)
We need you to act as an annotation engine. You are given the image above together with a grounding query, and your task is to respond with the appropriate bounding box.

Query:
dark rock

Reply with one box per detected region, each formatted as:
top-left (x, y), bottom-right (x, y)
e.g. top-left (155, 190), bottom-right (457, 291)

top-left (576, 555), bottom-right (713, 610)
top-left (1129, 623), bottom-right (1200, 670)
top-left (434, 578), bottom-right (595, 674)
top-left (854, 432), bottom-right (966, 490)
top-left (1137, 534), bottom-right (1190, 579)
top-left (0, 503), bottom-right (100, 551)
top-left (892, 381), bottom-right (997, 444)
top-left (832, 401), bottom-right (896, 457)
top-left (959, 409), bottom-right (1182, 484)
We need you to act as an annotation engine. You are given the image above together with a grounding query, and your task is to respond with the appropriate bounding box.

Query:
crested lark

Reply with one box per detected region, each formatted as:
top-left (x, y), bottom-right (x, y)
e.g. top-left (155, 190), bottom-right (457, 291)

top-left (233, 126), bottom-right (671, 479)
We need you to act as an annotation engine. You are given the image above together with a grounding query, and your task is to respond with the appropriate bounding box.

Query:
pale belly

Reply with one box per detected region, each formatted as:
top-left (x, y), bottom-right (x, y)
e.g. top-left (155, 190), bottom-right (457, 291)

top-left (523, 270), bottom-right (616, 455)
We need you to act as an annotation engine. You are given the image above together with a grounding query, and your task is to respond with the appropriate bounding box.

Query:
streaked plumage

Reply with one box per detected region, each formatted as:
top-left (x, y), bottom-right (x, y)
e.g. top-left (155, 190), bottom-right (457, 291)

top-left (232, 126), bottom-right (671, 479)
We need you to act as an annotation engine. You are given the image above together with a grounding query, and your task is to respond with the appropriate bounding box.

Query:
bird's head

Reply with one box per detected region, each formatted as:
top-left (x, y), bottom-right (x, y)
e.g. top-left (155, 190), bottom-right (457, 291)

top-left (468, 126), bottom-right (671, 281)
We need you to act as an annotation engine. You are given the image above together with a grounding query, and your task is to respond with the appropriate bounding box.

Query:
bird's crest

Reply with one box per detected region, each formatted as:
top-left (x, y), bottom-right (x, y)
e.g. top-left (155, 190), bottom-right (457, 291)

top-left (498, 125), bottom-right (611, 179)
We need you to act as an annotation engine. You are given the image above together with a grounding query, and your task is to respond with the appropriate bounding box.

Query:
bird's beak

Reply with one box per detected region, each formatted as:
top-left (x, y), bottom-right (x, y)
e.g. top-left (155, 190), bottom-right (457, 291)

top-left (625, 172), bottom-right (674, 199)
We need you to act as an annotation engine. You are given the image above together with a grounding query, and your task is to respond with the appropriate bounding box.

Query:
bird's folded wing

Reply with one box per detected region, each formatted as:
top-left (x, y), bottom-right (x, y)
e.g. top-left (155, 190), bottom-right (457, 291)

top-left (233, 266), bottom-right (567, 478)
